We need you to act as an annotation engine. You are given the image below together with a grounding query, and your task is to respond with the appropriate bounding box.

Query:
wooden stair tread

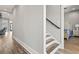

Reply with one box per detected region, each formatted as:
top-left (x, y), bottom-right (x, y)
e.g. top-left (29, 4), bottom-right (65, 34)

top-left (46, 43), bottom-right (59, 54)
top-left (46, 38), bottom-right (54, 44)
top-left (46, 33), bottom-right (51, 37)
top-left (46, 34), bottom-right (50, 37)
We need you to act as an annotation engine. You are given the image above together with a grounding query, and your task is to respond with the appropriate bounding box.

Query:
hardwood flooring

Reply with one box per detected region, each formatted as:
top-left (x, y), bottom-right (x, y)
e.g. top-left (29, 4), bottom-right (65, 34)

top-left (64, 37), bottom-right (79, 53)
top-left (0, 32), bottom-right (29, 54)
top-left (2, 32), bottom-right (79, 54)
top-left (55, 37), bottom-right (79, 54)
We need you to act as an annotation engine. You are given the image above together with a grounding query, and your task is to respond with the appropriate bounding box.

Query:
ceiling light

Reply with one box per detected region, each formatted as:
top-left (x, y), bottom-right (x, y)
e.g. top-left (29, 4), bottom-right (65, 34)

top-left (64, 8), bottom-right (67, 9)
top-left (72, 8), bottom-right (76, 10)
top-left (3, 9), bottom-right (7, 11)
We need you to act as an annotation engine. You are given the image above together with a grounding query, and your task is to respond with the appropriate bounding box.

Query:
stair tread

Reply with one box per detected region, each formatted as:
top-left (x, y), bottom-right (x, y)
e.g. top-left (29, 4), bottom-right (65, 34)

top-left (46, 43), bottom-right (59, 54)
top-left (46, 34), bottom-right (51, 37)
top-left (46, 38), bottom-right (54, 44)
top-left (46, 33), bottom-right (51, 37)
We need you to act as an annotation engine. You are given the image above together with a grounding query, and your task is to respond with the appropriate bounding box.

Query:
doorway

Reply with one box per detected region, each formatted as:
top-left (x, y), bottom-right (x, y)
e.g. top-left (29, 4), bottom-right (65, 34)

top-left (64, 5), bottom-right (79, 53)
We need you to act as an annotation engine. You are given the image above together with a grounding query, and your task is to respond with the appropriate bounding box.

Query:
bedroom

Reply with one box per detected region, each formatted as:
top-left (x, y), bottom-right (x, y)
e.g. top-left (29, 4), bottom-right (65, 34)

top-left (64, 5), bottom-right (79, 53)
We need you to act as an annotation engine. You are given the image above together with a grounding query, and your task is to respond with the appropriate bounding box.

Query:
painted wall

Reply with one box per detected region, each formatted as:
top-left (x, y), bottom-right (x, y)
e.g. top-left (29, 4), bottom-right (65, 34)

top-left (46, 5), bottom-right (61, 42)
top-left (13, 5), bottom-right (43, 53)
top-left (64, 11), bottom-right (79, 30)
top-left (46, 5), bottom-right (61, 27)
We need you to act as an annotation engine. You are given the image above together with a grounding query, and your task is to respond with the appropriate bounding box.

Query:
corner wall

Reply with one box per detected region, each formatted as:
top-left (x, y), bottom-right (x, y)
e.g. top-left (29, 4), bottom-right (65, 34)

top-left (12, 5), bottom-right (43, 53)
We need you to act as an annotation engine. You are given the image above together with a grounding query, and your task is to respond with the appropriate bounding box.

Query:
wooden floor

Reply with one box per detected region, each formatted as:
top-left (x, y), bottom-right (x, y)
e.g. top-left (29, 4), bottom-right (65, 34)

top-left (56, 37), bottom-right (79, 54)
top-left (64, 37), bottom-right (79, 53)
top-left (0, 32), bottom-right (28, 54)
top-left (2, 32), bottom-right (79, 54)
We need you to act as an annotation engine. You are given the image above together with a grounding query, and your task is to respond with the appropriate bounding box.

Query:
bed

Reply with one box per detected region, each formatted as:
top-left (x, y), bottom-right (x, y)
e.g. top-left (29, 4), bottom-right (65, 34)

top-left (64, 29), bottom-right (73, 40)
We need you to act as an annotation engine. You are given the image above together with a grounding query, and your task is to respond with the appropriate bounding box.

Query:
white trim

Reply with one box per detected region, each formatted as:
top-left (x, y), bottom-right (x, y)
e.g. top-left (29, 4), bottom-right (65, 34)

top-left (13, 36), bottom-right (39, 54)
top-left (43, 5), bottom-right (46, 54)
top-left (60, 5), bottom-right (64, 49)
top-left (46, 36), bottom-right (55, 40)
top-left (46, 41), bottom-right (59, 48)
top-left (46, 32), bottom-right (51, 36)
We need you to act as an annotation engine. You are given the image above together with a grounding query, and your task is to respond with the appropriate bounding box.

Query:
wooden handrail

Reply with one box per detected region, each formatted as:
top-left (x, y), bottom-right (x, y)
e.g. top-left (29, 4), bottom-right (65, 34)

top-left (46, 18), bottom-right (60, 29)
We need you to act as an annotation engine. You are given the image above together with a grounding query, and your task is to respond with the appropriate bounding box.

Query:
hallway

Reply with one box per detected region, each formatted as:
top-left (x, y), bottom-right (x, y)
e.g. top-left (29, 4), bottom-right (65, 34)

top-left (0, 32), bottom-right (28, 54)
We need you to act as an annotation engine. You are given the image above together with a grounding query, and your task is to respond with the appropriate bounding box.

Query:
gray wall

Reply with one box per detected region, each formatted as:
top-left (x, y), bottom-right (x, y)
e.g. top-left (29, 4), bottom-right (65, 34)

top-left (46, 5), bottom-right (61, 27)
top-left (64, 11), bottom-right (79, 30)
top-left (46, 5), bottom-right (61, 42)
top-left (13, 5), bottom-right (43, 53)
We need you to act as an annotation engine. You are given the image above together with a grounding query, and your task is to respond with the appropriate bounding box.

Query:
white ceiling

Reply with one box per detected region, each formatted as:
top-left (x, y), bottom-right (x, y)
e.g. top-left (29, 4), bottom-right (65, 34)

top-left (63, 5), bottom-right (71, 8)
top-left (0, 5), bottom-right (15, 13)
top-left (64, 5), bottom-right (79, 13)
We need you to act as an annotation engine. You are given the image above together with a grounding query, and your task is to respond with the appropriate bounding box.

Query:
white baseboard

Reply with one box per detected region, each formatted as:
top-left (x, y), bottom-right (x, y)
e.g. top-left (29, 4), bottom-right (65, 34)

top-left (13, 36), bottom-right (39, 54)
top-left (59, 43), bottom-right (64, 49)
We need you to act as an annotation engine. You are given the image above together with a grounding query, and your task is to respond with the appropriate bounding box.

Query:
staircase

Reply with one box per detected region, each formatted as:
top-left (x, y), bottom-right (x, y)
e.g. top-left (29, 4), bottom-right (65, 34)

top-left (46, 33), bottom-right (60, 54)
